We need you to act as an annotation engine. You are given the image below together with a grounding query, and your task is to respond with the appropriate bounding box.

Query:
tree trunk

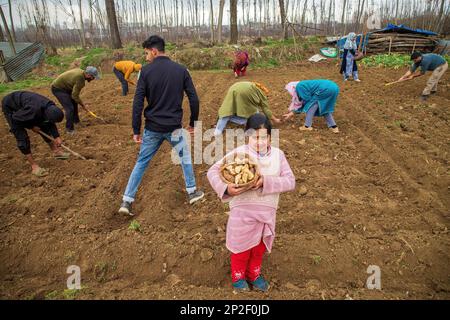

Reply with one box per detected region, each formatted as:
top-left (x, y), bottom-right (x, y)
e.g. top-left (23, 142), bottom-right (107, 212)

top-left (327, 0), bottom-right (332, 35)
top-left (341, 0), bottom-right (347, 35)
top-left (217, 0), bottom-right (225, 43)
top-left (0, 6), bottom-right (15, 55)
top-left (105, 0), bottom-right (122, 49)
top-left (301, 0), bottom-right (308, 28)
top-left (209, 0), bottom-right (215, 43)
top-left (437, 0), bottom-right (446, 33)
top-left (8, 0), bottom-right (16, 42)
top-left (278, 0), bottom-right (288, 39)
top-left (230, 0), bottom-right (238, 44)
top-left (78, 0), bottom-right (87, 48)
top-left (0, 23), bottom-right (4, 42)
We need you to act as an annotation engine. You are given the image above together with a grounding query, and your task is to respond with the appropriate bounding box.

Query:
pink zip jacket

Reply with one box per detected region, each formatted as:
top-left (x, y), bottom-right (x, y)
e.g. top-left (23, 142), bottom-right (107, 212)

top-left (207, 145), bottom-right (296, 253)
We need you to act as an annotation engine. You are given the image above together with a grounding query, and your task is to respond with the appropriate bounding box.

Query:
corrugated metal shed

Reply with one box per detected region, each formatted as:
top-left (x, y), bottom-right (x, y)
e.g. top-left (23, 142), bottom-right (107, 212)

top-left (0, 42), bottom-right (45, 82)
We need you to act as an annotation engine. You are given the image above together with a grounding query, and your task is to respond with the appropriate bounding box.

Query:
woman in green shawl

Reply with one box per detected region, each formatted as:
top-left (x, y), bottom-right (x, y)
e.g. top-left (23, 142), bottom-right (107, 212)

top-left (214, 81), bottom-right (281, 136)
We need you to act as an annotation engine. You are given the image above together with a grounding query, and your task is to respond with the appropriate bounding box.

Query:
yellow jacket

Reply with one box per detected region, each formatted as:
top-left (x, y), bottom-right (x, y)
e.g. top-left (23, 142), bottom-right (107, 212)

top-left (114, 61), bottom-right (142, 85)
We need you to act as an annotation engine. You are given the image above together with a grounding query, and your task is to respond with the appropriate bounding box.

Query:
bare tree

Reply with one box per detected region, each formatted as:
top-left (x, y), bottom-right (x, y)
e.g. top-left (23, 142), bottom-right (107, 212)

top-left (209, 0), bottom-right (215, 43)
top-left (217, 0), bottom-right (225, 43)
top-left (230, 0), bottom-right (238, 44)
top-left (78, 0), bottom-right (87, 47)
top-left (8, 0), bottom-right (16, 42)
top-left (0, 22), bottom-right (5, 42)
top-left (341, 0), bottom-right (347, 34)
top-left (105, 0), bottom-right (122, 48)
top-left (278, 0), bottom-right (288, 39)
top-left (0, 5), bottom-right (15, 54)
top-left (437, 0), bottom-right (446, 33)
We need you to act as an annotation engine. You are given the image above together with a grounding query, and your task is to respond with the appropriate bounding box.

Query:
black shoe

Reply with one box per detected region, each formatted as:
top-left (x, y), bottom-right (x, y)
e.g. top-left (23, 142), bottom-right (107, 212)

top-left (188, 190), bottom-right (205, 204)
top-left (420, 95), bottom-right (429, 102)
top-left (118, 201), bottom-right (133, 216)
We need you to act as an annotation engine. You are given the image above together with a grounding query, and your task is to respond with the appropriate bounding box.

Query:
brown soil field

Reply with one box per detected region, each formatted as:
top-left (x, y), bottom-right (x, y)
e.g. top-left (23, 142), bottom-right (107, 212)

top-left (0, 61), bottom-right (449, 300)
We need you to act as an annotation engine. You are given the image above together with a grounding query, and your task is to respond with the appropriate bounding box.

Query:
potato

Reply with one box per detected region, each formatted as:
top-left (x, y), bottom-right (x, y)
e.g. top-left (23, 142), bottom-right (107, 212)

top-left (226, 165), bottom-right (236, 175)
top-left (243, 167), bottom-right (254, 181)
top-left (221, 153), bottom-right (258, 186)
top-left (223, 170), bottom-right (234, 183)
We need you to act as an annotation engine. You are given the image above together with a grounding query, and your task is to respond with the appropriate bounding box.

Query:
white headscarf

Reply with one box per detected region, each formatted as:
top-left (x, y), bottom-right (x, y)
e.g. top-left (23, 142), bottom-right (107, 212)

top-left (344, 32), bottom-right (357, 50)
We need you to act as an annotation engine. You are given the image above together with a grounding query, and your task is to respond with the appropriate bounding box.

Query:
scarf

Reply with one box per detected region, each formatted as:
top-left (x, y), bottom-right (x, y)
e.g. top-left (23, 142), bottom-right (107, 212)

top-left (344, 32), bottom-right (357, 50)
top-left (285, 81), bottom-right (302, 112)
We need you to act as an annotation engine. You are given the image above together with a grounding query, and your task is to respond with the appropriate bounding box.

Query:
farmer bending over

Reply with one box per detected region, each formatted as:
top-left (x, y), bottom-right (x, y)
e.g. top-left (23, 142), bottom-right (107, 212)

top-left (283, 79), bottom-right (340, 133)
top-left (214, 81), bottom-right (281, 136)
top-left (398, 52), bottom-right (448, 101)
top-left (233, 50), bottom-right (249, 78)
top-left (51, 66), bottom-right (100, 134)
top-left (113, 60), bottom-right (142, 96)
top-left (2, 91), bottom-right (67, 177)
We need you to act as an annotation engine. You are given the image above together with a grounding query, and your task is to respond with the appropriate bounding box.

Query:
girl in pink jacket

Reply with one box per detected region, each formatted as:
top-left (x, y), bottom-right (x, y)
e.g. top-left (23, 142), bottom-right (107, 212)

top-left (207, 113), bottom-right (296, 292)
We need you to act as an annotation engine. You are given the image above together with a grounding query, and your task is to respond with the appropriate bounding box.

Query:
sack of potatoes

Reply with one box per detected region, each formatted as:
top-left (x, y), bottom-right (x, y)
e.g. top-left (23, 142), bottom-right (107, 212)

top-left (219, 152), bottom-right (259, 187)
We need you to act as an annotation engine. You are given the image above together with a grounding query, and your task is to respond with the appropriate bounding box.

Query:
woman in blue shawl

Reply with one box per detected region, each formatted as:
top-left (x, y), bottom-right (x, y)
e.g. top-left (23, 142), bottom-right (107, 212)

top-left (283, 79), bottom-right (340, 133)
top-left (340, 32), bottom-right (361, 82)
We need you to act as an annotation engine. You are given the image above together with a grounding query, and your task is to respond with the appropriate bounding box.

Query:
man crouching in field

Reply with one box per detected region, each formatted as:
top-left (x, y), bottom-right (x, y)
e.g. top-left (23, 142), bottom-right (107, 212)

top-left (2, 91), bottom-right (68, 177)
top-left (118, 35), bottom-right (204, 216)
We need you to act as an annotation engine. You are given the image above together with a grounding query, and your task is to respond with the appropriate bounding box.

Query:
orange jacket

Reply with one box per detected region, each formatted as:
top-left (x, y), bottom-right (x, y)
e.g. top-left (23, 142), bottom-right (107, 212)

top-left (114, 61), bottom-right (141, 85)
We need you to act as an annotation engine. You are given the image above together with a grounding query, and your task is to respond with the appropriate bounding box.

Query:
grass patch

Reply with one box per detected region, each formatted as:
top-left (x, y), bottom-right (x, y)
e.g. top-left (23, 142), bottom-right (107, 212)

top-left (62, 288), bottom-right (80, 300)
top-left (94, 261), bottom-right (117, 283)
top-left (45, 290), bottom-right (59, 300)
top-left (311, 255), bottom-right (322, 265)
top-left (128, 220), bottom-right (141, 232)
top-left (361, 54), bottom-right (450, 69)
top-left (0, 75), bottom-right (53, 95)
top-left (80, 47), bottom-right (113, 69)
top-left (254, 57), bottom-right (279, 69)
top-left (394, 120), bottom-right (404, 127)
top-left (166, 42), bottom-right (177, 51)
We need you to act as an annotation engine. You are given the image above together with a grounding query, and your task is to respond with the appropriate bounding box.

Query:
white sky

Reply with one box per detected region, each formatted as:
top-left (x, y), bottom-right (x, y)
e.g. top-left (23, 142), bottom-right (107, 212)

top-left (3, 0), bottom-right (443, 30)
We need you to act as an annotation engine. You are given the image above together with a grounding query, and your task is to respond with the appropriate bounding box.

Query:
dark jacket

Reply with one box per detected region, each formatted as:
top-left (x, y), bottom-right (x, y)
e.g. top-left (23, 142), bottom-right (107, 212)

top-left (2, 91), bottom-right (60, 154)
top-left (132, 56), bottom-right (200, 134)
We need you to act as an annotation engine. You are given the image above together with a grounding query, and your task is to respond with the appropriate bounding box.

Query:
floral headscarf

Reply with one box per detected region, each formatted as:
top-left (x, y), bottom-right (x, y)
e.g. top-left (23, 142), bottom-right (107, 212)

top-left (285, 81), bottom-right (302, 112)
top-left (344, 32), bottom-right (357, 50)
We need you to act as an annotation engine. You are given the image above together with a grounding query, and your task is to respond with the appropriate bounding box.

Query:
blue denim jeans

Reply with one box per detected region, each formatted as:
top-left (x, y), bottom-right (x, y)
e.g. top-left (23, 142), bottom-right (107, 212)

top-left (113, 67), bottom-right (129, 96)
top-left (214, 115), bottom-right (248, 135)
top-left (304, 102), bottom-right (336, 128)
top-left (123, 129), bottom-right (196, 202)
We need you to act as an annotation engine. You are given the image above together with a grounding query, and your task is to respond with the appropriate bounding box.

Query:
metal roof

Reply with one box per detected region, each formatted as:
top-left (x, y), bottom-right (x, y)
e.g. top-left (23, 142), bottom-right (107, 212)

top-left (1, 42), bottom-right (45, 81)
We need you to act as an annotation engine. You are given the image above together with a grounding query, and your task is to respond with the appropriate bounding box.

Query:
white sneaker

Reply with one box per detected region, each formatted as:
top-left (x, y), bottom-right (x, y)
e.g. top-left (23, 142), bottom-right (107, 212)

top-left (188, 190), bottom-right (205, 204)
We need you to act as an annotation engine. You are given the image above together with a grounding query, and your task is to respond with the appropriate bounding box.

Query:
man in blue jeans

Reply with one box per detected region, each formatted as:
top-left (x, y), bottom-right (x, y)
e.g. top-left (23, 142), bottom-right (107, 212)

top-left (119, 35), bottom-right (204, 216)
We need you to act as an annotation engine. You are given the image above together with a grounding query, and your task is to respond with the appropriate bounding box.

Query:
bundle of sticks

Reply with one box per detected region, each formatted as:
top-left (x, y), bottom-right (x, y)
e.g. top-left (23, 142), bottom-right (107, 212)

top-left (365, 33), bottom-right (438, 54)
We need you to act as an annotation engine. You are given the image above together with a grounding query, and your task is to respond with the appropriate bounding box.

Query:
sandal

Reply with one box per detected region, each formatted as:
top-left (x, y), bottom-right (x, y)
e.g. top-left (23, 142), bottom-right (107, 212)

top-left (32, 167), bottom-right (49, 177)
top-left (54, 152), bottom-right (70, 160)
